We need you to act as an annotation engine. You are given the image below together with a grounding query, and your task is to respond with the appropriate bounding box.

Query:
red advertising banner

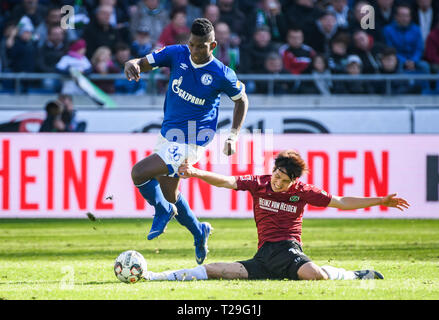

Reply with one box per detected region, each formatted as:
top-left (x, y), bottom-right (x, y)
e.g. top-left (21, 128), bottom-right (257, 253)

top-left (0, 133), bottom-right (438, 218)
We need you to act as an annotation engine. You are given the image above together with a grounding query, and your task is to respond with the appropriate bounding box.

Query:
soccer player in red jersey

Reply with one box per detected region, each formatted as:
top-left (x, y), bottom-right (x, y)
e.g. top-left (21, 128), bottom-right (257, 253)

top-left (143, 150), bottom-right (410, 282)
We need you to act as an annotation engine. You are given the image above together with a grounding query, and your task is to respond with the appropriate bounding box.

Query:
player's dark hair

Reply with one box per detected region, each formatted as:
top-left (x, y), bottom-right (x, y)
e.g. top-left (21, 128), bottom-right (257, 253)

top-left (191, 18), bottom-right (214, 37)
top-left (274, 150), bottom-right (309, 180)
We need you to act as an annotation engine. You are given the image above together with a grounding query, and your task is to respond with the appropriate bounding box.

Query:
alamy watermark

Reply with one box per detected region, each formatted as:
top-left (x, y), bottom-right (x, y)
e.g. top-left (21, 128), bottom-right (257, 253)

top-left (60, 5), bottom-right (75, 30)
top-left (60, 265), bottom-right (75, 290)
top-left (360, 5), bottom-right (375, 30)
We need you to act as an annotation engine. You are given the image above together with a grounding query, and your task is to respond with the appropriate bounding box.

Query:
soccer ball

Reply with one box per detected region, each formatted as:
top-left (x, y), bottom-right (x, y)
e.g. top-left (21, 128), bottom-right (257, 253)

top-left (114, 250), bottom-right (147, 284)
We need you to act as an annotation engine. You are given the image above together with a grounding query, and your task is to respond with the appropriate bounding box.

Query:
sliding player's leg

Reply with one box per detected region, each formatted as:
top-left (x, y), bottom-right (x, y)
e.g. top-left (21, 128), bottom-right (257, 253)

top-left (257, 240), bottom-right (383, 281)
top-left (131, 153), bottom-right (177, 240)
top-left (320, 265), bottom-right (384, 280)
top-left (144, 262), bottom-right (248, 281)
top-left (297, 263), bottom-right (384, 280)
top-left (204, 262), bottom-right (248, 279)
top-left (158, 176), bottom-right (211, 265)
top-left (297, 262), bottom-right (329, 280)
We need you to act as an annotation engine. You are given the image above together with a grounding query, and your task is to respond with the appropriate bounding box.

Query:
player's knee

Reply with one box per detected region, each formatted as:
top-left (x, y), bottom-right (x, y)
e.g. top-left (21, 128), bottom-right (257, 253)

top-left (131, 163), bottom-right (151, 185)
top-left (312, 268), bottom-right (328, 280)
top-left (131, 164), bottom-right (142, 184)
top-left (298, 263), bottom-right (328, 281)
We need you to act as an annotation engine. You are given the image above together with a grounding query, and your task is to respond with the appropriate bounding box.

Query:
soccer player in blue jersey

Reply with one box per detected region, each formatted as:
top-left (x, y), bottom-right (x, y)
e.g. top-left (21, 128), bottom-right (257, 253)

top-left (124, 18), bottom-right (249, 265)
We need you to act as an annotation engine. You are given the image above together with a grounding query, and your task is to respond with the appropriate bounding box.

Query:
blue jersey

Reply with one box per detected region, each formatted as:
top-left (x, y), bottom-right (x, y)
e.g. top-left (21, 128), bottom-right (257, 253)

top-left (146, 45), bottom-right (244, 146)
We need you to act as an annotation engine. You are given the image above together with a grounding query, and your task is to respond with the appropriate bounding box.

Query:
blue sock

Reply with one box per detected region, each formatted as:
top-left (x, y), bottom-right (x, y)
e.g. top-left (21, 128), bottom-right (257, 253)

top-left (136, 179), bottom-right (172, 213)
top-left (174, 193), bottom-right (202, 241)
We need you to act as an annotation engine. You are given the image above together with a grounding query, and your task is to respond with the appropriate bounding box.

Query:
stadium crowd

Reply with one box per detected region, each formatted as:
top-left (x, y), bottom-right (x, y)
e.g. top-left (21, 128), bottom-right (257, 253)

top-left (1, 0), bottom-right (439, 94)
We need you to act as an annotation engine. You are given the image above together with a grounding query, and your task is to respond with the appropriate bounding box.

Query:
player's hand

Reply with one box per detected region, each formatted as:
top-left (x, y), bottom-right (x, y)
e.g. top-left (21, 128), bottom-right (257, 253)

top-left (223, 138), bottom-right (237, 156)
top-left (380, 194), bottom-right (410, 211)
top-left (124, 60), bottom-right (141, 82)
top-left (178, 161), bottom-right (197, 178)
top-left (223, 129), bottom-right (238, 156)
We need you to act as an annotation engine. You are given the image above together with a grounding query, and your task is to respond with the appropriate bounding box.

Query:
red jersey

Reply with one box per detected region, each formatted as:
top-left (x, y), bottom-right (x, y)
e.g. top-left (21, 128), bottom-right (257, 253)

top-left (236, 175), bottom-right (332, 249)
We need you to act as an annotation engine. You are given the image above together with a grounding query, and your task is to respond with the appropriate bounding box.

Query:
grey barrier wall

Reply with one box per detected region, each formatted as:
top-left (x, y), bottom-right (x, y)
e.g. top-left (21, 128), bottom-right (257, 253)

top-left (0, 92), bottom-right (438, 133)
top-left (0, 107), bottom-right (418, 133)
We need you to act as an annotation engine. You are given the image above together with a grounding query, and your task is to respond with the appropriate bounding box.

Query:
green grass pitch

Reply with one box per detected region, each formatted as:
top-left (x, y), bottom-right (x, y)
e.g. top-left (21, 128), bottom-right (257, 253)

top-left (0, 218), bottom-right (438, 300)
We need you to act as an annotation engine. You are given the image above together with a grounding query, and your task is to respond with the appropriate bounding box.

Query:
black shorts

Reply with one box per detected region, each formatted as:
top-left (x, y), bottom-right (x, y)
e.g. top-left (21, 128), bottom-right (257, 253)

top-left (238, 240), bottom-right (312, 280)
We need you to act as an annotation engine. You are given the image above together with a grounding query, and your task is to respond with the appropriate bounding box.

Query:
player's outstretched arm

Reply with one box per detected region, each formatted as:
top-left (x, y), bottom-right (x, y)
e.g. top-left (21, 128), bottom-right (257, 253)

top-left (328, 194), bottom-right (410, 211)
top-left (124, 57), bottom-right (153, 82)
top-left (223, 92), bottom-right (249, 156)
top-left (178, 162), bottom-right (237, 189)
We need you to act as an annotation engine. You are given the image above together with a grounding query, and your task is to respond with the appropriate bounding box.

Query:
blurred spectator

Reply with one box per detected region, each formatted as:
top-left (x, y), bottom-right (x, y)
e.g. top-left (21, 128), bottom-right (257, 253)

top-left (187, 0), bottom-right (210, 7)
top-left (157, 8), bottom-right (190, 47)
top-left (37, 25), bottom-right (66, 73)
top-left (374, 0), bottom-right (396, 30)
top-left (351, 30), bottom-right (384, 74)
top-left (83, 0), bottom-right (131, 48)
top-left (203, 4), bottom-right (220, 26)
top-left (298, 54), bottom-right (333, 95)
top-left (425, 22), bottom-right (439, 72)
top-left (34, 6), bottom-right (74, 48)
top-left (0, 13), bottom-right (5, 43)
top-left (305, 11), bottom-right (341, 58)
top-left (240, 26), bottom-right (277, 74)
top-left (256, 52), bottom-right (291, 94)
top-left (36, 25), bottom-right (67, 92)
top-left (9, 0), bottom-right (47, 29)
top-left (66, 0), bottom-right (91, 39)
top-left (0, 23), bottom-right (16, 73)
top-left (170, 0), bottom-right (202, 27)
top-left (113, 42), bottom-right (147, 94)
top-left (283, 0), bottom-right (324, 32)
top-left (58, 93), bottom-right (87, 132)
top-left (412, 0), bottom-right (438, 43)
top-left (130, 0), bottom-right (169, 47)
top-left (280, 27), bottom-right (316, 75)
top-left (327, 33), bottom-right (350, 74)
top-left (383, 4), bottom-right (430, 74)
top-left (213, 22), bottom-right (240, 71)
top-left (314, 0), bottom-right (331, 11)
top-left (90, 46), bottom-right (119, 93)
top-left (349, 1), bottom-right (385, 44)
top-left (237, 0), bottom-right (258, 13)
top-left (5, 16), bottom-right (37, 73)
top-left (56, 38), bottom-right (92, 94)
top-left (218, 0), bottom-right (247, 43)
top-left (39, 100), bottom-right (66, 132)
top-left (131, 26), bottom-right (154, 57)
top-left (327, 0), bottom-right (350, 29)
top-left (247, 0), bottom-right (287, 44)
top-left (375, 47), bottom-right (422, 94)
top-left (333, 54), bottom-right (374, 93)
top-left (113, 42), bottom-right (131, 69)
top-left (98, 0), bottom-right (131, 31)
top-left (174, 31), bottom-right (190, 44)
top-left (82, 4), bottom-right (125, 58)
